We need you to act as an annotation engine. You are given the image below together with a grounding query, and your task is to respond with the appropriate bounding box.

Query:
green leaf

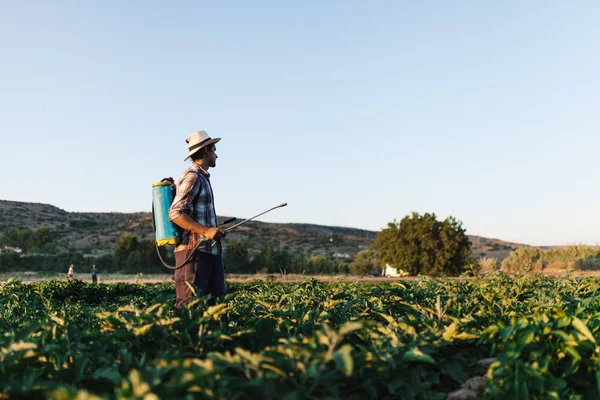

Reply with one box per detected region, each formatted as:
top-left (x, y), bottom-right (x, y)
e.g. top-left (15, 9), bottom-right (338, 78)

top-left (572, 318), bottom-right (596, 344)
top-left (93, 366), bottom-right (121, 384)
top-left (402, 347), bottom-right (435, 365)
top-left (133, 324), bottom-right (153, 336)
top-left (443, 322), bottom-right (458, 341)
top-left (379, 313), bottom-right (396, 324)
top-left (338, 321), bottom-right (363, 336)
top-left (564, 346), bottom-right (581, 362)
top-left (441, 360), bottom-right (468, 383)
top-left (334, 344), bottom-right (354, 376)
top-left (517, 330), bottom-right (535, 347)
top-left (500, 326), bottom-right (514, 342)
top-left (203, 304), bottom-right (231, 320)
top-left (10, 341), bottom-right (37, 352)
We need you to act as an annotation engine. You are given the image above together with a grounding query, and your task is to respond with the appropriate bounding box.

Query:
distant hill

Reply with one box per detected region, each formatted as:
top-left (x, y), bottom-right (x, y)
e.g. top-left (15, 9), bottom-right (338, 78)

top-left (0, 200), bottom-right (526, 260)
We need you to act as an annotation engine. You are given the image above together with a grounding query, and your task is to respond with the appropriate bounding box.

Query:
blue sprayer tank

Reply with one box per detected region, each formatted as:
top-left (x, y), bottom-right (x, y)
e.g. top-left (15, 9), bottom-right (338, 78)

top-left (152, 181), bottom-right (180, 246)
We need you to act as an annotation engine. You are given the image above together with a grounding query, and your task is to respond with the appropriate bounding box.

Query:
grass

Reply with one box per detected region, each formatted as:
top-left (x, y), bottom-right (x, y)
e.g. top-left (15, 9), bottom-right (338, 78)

top-left (501, 245), bottom-right (600, 272)
top-left (8, 268), bottom-right (600, 285)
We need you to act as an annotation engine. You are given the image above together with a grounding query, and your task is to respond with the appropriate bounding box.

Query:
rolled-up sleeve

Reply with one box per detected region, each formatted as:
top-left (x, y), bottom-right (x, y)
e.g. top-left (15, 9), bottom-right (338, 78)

top-left (168, 170), bottom-right (202, 221)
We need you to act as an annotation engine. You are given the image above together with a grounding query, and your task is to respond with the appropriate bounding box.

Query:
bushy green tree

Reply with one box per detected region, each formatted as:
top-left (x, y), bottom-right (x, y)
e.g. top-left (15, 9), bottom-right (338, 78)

top-left (115, 233), bottom-right (168, 273)
top-left (349, 249), bottom-right (382, 275)
top-left (0, 227), bottom-right (56, 253)
top-left (29, 227), bottom-right (57, 253)
top-left (0, 252), bottom-right (21, 272)
top-left (0, 227), bottom-right (32, 249)
top-left (306, 255), bottom-right (347, 274)
top-left (114, 234), bottom-right (139, 266)
top-left (138, 239), bottom-right (165, 273)
top-left (124, 250), bottom-right (144, 273)
top-left (251, 243), bottom-right (294, 273)
top-left (95, 254), bottom-right (116, 273)
top-left (223, 240), bottom-right (251, 273)
top-left (373, 212), bottom-right (471, 276)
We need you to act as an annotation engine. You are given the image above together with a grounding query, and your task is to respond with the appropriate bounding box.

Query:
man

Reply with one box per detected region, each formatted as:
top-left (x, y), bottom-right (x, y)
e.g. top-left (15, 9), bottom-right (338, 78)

top-left (91, 264), bottom-right (98, 284)
top-left (168, 130), bottom-right (226, 308)
top-left (67, 264), bottom-right (74, 280)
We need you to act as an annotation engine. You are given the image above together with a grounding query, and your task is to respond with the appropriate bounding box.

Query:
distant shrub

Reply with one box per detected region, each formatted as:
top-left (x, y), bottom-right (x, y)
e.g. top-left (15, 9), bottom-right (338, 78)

top-left (547, 245), bottom-right (600, 263)
top-left (461, 259), bottom-right (481, 277)
top-left (0, 252), bottom-right (21, 272)
top-left (69, 220), bottom-right (97, 228)
top-left (223, 240), bottom-right (251, 273)
top-left (478, 257), bottom-right (500, 273)
top-left (0, 226), bottom-right (57, 254)
top-left (349, 249), bottom-right (381, 276)
top-left (0, 252), bottom-right (86, 273)
top-left (502, 246), bottom-right (600, 273)
top-left (575, 257), bottom-right (600, 271)
top-left (95, 254), bottom-right (116, 272)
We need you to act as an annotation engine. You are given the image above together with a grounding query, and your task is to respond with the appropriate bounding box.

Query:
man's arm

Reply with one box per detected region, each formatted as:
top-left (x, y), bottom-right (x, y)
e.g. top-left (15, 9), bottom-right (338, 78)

top-left (168, 169), bottom-right (225, 241)
top-left (171, 214), bottom-right (225, 241)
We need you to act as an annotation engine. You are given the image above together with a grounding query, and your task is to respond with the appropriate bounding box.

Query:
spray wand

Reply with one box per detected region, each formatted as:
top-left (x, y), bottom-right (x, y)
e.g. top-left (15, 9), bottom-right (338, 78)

top-left (210, 203), bottom-right (287, 247)
top-left (156, 203), bottom-right (287, 270)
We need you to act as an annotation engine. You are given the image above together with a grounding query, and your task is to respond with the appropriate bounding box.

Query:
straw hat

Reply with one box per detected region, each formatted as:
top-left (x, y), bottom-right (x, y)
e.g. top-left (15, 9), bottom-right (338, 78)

top-left (184, 130), bottom-right (221, 161)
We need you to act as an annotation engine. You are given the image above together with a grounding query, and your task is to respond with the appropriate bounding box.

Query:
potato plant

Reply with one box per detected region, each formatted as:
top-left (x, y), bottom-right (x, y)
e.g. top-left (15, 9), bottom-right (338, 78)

top-left (1, 273), bottom-right (599, 399)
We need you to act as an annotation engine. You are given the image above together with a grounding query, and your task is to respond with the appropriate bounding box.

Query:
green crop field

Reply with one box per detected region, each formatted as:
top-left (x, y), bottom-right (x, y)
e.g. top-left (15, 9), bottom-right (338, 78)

top-left (1, 273), bottom-right (600, 399)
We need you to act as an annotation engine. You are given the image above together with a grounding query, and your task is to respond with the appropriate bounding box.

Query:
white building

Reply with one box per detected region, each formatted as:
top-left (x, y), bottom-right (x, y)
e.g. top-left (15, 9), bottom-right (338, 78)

top-left (383, 263), bottom-right (409, 277)
top-left (0, 246), bottom-right (23, 254)
top-left (333, 252), bottom-right (351, 259)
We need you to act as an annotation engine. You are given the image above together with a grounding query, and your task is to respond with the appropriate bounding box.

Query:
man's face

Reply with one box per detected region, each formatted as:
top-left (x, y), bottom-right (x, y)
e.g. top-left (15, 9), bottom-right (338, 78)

top-left (206, 145), bottom-right (218, 167)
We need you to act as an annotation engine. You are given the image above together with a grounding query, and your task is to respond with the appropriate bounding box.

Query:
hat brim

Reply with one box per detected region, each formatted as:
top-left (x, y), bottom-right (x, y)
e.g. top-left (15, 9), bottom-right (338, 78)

top-left (184, 138), bottom-right (221, 161)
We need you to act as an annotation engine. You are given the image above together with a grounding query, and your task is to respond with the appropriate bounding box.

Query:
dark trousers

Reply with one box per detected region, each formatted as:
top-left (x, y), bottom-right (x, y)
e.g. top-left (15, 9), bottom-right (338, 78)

top-left (174, 251), bottom-right (226, 308)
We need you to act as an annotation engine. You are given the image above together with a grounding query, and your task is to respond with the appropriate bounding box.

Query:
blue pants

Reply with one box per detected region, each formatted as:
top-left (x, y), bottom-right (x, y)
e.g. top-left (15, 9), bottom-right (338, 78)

top-left (174, 251), bottom-right (226, 308)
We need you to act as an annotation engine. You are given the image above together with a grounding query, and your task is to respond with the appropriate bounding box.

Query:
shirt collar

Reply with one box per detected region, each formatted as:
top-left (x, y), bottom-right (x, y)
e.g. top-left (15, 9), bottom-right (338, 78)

top-left (193, 162), bottom-right (210, 178)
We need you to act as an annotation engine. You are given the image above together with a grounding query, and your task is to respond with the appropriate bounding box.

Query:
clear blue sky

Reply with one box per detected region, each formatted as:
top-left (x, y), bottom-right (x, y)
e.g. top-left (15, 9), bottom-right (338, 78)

top-left (1, 1), bottom-right (598, 246)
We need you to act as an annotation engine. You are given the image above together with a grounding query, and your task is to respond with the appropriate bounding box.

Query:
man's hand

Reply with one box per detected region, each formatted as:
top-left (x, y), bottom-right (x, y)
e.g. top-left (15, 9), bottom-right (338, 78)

top-left (204, 227), bottom-right (226, 241)
top-left (172, 215), bottom-right (226, 241)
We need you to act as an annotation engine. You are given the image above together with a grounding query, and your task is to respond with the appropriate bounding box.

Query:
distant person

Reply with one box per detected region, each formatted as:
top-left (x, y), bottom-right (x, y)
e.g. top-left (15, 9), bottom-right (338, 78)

top-left (67, 264), bottom-right (74, 280)
top-left (168, 130), bottom-right (227, 308)
top-left (91, 264), bottom-right (98, 284)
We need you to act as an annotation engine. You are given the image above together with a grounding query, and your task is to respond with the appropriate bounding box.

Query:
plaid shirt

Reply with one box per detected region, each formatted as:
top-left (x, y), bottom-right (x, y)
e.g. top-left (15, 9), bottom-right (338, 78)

top-left (168, 163), bottom-right (221, 255)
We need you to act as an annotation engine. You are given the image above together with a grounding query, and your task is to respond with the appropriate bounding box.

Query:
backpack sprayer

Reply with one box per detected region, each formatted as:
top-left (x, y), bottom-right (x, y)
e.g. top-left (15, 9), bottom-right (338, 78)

top-left (152, 178), bottom-right (287, 270)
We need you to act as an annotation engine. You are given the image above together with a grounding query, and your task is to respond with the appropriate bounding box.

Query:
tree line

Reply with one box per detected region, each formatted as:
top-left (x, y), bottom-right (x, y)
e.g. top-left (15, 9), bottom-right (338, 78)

top-left (0, 212), bottom-right (473, 276)
top-left (0, 229), bottom-right (350, 275)
top-left (0, 227), bottom-right (57, 253)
